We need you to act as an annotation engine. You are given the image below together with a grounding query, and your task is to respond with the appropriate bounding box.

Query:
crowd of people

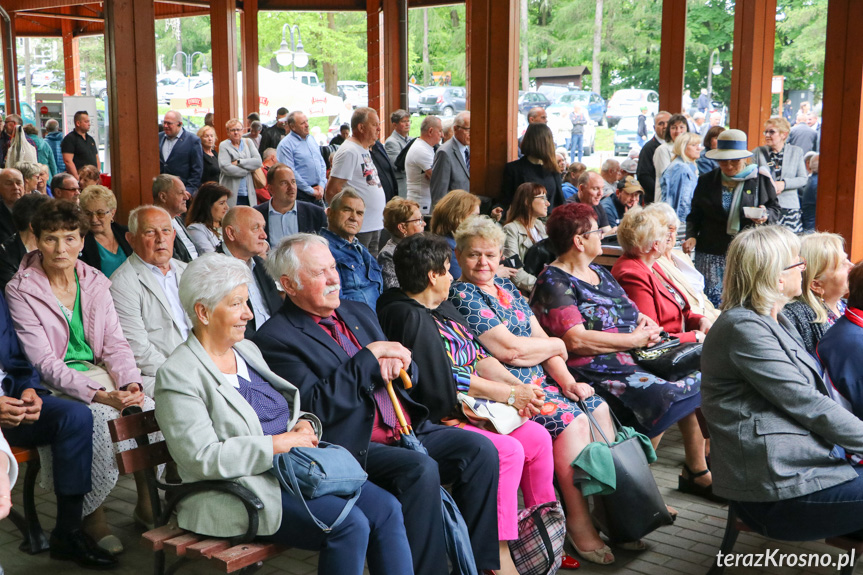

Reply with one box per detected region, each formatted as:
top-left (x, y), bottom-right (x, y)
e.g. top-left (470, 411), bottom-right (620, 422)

top-left (0, 93), bottom-right (859, 575)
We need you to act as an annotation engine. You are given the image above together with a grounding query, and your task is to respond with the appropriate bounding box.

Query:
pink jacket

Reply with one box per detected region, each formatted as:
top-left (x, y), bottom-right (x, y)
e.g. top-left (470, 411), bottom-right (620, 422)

top-left (5, 251), bottom-right (142, 404)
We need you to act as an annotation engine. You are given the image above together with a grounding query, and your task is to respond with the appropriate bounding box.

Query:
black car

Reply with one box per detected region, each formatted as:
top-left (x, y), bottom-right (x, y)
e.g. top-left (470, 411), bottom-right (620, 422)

top-left (418, 86), bottom-right (467, 117)
top-left (517, 91), bottom-right (552, 115)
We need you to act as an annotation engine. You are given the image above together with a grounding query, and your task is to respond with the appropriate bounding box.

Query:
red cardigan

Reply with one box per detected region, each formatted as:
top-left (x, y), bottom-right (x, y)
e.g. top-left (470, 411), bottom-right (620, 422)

top-left (611, 253), bottom-right (704, 343)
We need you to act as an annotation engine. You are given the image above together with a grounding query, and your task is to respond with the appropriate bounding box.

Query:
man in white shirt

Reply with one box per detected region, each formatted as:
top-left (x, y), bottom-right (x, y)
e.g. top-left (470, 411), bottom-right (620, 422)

top-left (152, 174), bottom-right (198, 263)
top-left (405, 115), bottom-right (442, 216)
top-left (110, 205), bottom-right (190, 395)
top-left (325, 107), bottom-right (387, 256)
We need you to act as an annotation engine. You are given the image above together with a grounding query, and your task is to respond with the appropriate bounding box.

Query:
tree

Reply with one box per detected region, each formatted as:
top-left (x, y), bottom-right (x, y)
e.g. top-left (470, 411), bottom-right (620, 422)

top-left (591, 0), bottom-right (603, 94)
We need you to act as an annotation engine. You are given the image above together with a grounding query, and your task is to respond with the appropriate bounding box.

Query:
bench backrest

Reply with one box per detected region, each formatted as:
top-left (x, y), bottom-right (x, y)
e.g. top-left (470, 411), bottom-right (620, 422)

top-left (107, 409), bottom-right (174, 475)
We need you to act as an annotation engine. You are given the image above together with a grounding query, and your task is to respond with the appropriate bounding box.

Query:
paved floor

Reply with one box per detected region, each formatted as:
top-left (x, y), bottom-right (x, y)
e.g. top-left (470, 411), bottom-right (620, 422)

top-left (0, 426), bottom-right (854, 575)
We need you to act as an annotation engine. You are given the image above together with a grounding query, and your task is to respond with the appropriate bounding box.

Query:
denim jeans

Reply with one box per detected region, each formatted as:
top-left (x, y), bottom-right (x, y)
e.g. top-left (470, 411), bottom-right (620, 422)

top-left (569, 133), bottom-right (584, 163)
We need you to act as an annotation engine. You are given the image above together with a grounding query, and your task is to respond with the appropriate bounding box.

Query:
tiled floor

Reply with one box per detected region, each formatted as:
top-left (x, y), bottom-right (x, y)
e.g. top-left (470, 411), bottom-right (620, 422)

top-left (0, 426), bottom-right (854, 574)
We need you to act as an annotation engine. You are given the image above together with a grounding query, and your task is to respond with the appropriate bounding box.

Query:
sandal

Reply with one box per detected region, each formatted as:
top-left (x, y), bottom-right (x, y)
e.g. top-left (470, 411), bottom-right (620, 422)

top-left (567, 534), bottom-right (614, 565)
top-left (678, 464), bottom-right (726, 503)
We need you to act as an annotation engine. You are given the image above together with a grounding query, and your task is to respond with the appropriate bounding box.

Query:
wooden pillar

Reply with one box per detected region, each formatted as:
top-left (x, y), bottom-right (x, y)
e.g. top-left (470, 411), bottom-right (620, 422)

top-left (468, 0), bottom-right (519, 199)
top-left (465, 0), bottom-right (471, 108)
top-left (210, 0), bottom-right (239, 141)
top-left (104, 0), bottom-right (158, 221)
top-left (241, 0), bottom-right (259, 120)
top-left (728, 0), bottom-right (776, 147)
top-left (367, 0), bottom-right (384, 119)
top-left (657, 0), bottom-right (686, 115)
top-left (382, 0), bottom-right (406, 120)
top-left (1, 18), bottom-right (18, 115)
top-left (61, 9), bottom-right (80, 96)
top-left (817, 0), bottom-right (863, 260)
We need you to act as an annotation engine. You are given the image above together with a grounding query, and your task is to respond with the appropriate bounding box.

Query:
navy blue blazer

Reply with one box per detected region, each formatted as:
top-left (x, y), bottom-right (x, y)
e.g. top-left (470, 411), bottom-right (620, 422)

top-left (254, 199), bottom-right (327, 246)
top-left (159, 129), bottom-right (204, 194)
top-left (252, 298), bottom-right (431, 466)
top-left (0, 292), bottom-right (43, 397)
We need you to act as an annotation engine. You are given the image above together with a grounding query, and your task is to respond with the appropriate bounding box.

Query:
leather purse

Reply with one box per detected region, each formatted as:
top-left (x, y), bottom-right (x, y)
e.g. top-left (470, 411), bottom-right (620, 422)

top-left (456, 393), bottom-right (528, 435)
top-left (631, 332), bottom-right (702, 382)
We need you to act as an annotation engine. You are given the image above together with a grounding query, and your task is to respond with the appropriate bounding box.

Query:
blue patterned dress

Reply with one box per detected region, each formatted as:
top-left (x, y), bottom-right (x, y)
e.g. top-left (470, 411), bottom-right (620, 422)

top-left (528, 265), bottom-right (701, 437)
top-left (449, 277), bottom-right (603, 438)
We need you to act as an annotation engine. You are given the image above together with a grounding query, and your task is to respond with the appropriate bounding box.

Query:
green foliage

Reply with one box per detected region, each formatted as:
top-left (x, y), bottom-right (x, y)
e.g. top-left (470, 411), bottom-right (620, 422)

top-left (408, 7), bottom-right (467, 86)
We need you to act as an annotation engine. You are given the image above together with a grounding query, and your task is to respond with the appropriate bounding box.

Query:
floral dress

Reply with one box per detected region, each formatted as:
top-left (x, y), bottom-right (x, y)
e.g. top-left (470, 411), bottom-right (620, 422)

top-left (529, 264), bottom-right (701, 437)
top-left (449, 277), bottom-right (603, 438)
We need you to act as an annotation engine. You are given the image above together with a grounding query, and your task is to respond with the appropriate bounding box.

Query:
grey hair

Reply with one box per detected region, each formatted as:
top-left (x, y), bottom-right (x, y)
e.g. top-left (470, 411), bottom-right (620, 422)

top-left (453, 215), bottom-right (505, 253)
top-left (16, 161), bottom-right (42, 180)
top-left (287, 111), bottom-right (302, 128)
top-left (45, 119), bottom-right (59, 132)
top-left (643, 201), bottom-right (680, 229)
top-left (151, 173), bottom-right (178, 201)
top-left (390, 109), bottom-right (410, 124)
top-left (128, 204), bottom-right (172, 235)
top-left (350, 107), bottom-right (376, 133)
top-left (266, 233), bottom-right (330, 290)
top-left (329, 188), bottom-right (364, 213)
top-left (262, 148), bottom-right (277, 160)
top-left (421, 115), bottom-right (441, 135)
top-left (250, 120), bottom-right (263, 132)
top-left (453, 111), bottom-right (470, 128)
top-left (179, 253), bottom-right (253, 327)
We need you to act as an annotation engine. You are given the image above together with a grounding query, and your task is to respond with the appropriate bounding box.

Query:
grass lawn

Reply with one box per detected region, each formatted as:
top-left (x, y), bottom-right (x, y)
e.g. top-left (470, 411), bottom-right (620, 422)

top-left (595, 128), bottom-right (614, 152)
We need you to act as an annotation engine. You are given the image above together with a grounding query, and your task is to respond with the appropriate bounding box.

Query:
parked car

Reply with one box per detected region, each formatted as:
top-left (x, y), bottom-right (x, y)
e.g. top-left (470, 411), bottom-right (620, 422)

top-left (408, 83), bottom-right (423, 114)
top-left (546, 90), bottom-right (607, 125)
top-left (417, 86), bottom-right (467, 117)
top-left (0, 102), bottom-right (37, 127)
top-left (613, 116), bottom-right (645, 156)
top-left (337, 81), bottom-right (368, 109)
top-left (546, 107), bottom-right (597, 156)
top-left (606, 88), bottom-right (659, 128)
top-left (517, 91), bottom-right (551, 115)
top-left (536, 83), bottom-right (572, 103)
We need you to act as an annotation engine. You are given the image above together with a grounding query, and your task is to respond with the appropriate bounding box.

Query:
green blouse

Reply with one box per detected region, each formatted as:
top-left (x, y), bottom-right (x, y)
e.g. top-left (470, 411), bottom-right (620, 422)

top-left (61, 273), bottom-right (95, 371)
top-left (96, 241), bottom-right (127, 278)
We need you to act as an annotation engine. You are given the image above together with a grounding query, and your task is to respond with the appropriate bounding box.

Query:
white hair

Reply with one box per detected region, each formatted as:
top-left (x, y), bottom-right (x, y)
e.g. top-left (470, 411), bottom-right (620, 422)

top-left (266, 233), bottom-right (330, 290)
top-left (128, 205), bottom-right (172, 235)
top-left (179, 253), bottom-right (253, 327)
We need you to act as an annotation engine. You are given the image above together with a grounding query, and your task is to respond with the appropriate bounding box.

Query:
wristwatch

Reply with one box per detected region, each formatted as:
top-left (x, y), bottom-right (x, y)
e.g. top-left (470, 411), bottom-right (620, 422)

top-left (507, 386), bottom-right (516, 406)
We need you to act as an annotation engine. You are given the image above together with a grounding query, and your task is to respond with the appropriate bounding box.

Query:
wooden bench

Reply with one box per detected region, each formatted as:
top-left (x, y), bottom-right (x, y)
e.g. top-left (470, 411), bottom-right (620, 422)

top-left (108, 407), bottom-right (284, 575)
top-left (7, 446), bottom-right (50, 554)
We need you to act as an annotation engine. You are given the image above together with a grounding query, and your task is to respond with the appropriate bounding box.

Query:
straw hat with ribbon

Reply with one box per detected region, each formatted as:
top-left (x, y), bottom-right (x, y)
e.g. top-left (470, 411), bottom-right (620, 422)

top-left (705, 129), bottom-right (754, 161)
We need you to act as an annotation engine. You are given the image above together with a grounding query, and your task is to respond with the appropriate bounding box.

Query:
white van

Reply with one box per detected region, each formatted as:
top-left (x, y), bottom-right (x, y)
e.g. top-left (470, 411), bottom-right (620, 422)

top-left (292, 71), bottom-right (320, 88)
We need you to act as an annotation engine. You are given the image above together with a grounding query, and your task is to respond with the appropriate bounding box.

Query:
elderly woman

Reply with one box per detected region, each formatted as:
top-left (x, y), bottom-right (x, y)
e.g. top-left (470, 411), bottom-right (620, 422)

top-left (502, 123), bottom-right (563, 212)
top-left (561, 162), bottom-right (587, 202)
top-left (653, 113), bottom-right (689, 178)
top-left (6, 199), bottom-right (155, 554)
top-left (78, 185), bottom-right (132, 278)
top-left (447, 216), bottom-right (636, 563)
top-left (185, 182), bottom-right (231, 254)
top-left (155, 254), bottom-right (412, 575)
top-left (198, 125), bottom-right (220, 185)
top-left (701, 225), bottom-right (863, 541)
top-left (819, 262), bottom-right (863, 416)
top-left (683, 129), bottom-right (780, 307)
top-left (78, 165), bottom-right (101, 191)
top-left (429, 190), bottom-right (481, 281)
top-left (17, 161), bottom-right (43, 194)
top-left (781, 232), bottom-right (851, 356)
top-left (503, 182), bottom-right (550, 294)
top-left (659, 132), bottom-right (701, 220)
top-left (377, 197), bottom-right (426, 289)
top-left (219, 118), bottom-right (263, 207)
top-left (696, 126), bottom-right (725, 175)
top-left (37, 163), bottom-right (51, 195)
top-left (528, 203), bottom-right (715, 499)
top-left (646, 202), bottom-right (720, 322)
top-left (0, 193), bottom-right (48, 290)
top-left (754, 117), bottom-right (808, 233)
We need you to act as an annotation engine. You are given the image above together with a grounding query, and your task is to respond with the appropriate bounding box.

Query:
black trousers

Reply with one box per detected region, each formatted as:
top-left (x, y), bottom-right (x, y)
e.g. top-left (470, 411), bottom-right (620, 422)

top-left (365, 423), bottom-right (500, 575)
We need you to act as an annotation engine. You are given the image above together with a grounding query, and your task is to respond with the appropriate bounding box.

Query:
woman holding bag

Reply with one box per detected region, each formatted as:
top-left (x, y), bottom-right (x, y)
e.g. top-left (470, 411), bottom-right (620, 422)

top-left (155, 253), bottom-right (413, 575)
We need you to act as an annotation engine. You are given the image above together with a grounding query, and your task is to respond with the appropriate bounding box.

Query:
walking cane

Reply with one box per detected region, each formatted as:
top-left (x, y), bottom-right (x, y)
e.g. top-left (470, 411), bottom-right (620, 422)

top-left (385, 369), bottom-right (413, 436)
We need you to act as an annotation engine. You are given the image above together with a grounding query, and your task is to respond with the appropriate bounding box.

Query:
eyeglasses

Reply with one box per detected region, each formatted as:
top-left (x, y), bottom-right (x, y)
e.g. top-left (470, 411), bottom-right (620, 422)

top-left (783, 258), bottom-right (806, 271)
top-left (403, 218), bottom-right (425, 225)
top-left (533, 194), bottom-right (548, 201)
top-left (55, 186), bottom-right (81, 192)
top-left (455, 126), bottom-right (470, 131)
top-left (84, 209), bottom-right (112, 217)
top-left (763, 130), bottom-right (778, 136)
top-left (582, 228), bottom-right (605, 240)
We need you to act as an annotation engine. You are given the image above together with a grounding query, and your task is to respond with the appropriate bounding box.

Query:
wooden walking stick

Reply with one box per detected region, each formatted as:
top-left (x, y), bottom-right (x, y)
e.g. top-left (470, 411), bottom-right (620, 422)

top-left (385, 369), bottom-right (413, 435)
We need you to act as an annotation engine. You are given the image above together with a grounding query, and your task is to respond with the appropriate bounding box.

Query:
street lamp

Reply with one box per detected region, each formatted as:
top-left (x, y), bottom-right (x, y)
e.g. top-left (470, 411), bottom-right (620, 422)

top-left (706, 49), bottom-right (723, 100)
top-left (275, 24), bottom-right (309, 80)
top-left (173, 51), bottom-right (208, 93)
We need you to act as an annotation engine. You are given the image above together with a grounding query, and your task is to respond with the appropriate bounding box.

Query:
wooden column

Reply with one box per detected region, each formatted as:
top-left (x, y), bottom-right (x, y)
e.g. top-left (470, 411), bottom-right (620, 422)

top-left (817, 0), bottom-right (863, 260)
top-left (657, 0), bottom-right (687, 114)
top-left (210, 0), bottom-right (239, 140)
top-left (61, 9), bottom-right (80, 96)
top-left (728, 0), bottom-right (776, 147)
top-left (468, 0), bottom-right (519, 199)
top-left (1, 18), bottom-right (18, 115)
top-left (241, 0), bottom-right (259, 119)
top-left (382, 0), bottom-right (406, 120)
top-left (366, 0), bottom-right (384, 118)
top-left (104, 0), bottom-right (158, 221)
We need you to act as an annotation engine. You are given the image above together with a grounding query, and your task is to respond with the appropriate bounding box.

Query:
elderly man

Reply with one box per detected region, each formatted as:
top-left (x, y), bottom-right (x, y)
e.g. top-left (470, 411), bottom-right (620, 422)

top-left (325, 107), bottom-right (387, 256)
top-left (159, 110), bottom-right (203, 194)
top-left (573, 171), bottom-right (614, 233)
top-left (258, 107), bottom-right (290, 153)
top-left (600, 175), bottom-right (644, 227)
top-left (0, 169), bottom-right (24, 243)
top-left (276, 111), bottom-right (327, 206)
top-left (620, 157), bottom-right (638, 177)
top-left (217, 207), bottom-right (282, 338)
top-left (600, 159), bottom-right (622, 198)
top-left (49, 172), bottom-right (81, 203)
top-left (789, 112), bottom-right (819, 155)
top-left (254, 163), bottom-right (326, 247)
top-left (384, 109), bottom-right (412, 198)
top-left (692, 111), bottom-right (706, 135)
top-left (152, 174), bottom-right (197, 263)
top-left (320, 189), bottom-right (383, 308)
top-left (44, 118), bottom-right (65, 172)
top-left (405, 115), bottom-right (442, 216)
top-left (60, 111), bottom-right (98, 179)
top-left (429, 111), bottom-right (470, 209)
top-left (518, 107), bottom-right (548, 156)
top-left (636, 110), bottom-right (670, 205)
top-left (441, 119), bottom-right (454, 144)
top-left (110, 205), bottom-right (190, 395)
top-left (252, 233), bottom-right (499, 575)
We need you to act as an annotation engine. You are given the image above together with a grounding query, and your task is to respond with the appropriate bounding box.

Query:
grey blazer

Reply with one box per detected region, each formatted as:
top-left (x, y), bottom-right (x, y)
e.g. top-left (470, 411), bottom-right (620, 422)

top-left (429, 137), bottom-right (470, 209)
top-left (502, 220), bottom-right (546, 294)
top-left (754, 143), bottom-right (808, 210)
top-left (385, 132), bottom-right (410, 198)
top-left (701, 306), bottom-right (863, 502)
top-left (218, 138), bottom-right (263, 208)
top-left (155, 336), bottom-right (321, 537)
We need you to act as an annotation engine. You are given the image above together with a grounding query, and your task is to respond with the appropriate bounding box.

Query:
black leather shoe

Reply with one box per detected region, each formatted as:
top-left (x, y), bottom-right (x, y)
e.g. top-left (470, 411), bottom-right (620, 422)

top-left (50, 529), bottom-right (118, 570)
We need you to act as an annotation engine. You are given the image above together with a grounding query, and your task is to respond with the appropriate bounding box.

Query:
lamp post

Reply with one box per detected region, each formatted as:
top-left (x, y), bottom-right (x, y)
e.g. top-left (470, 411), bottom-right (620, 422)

top-left (172, 51), bottom-right (208, 93)
top-left (275, 24), bottom-right (309, 80)
top-left (706, 49), bottom-right (723, 100)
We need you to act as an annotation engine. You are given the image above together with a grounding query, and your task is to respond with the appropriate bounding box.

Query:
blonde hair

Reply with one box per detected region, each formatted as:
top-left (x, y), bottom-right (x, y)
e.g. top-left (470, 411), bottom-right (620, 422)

top-left (383, 197), bottom-right (420, 237)
top-left (765, 116), bottom-right (791, 136)
top-left (453, 215), bottom-right (505, 253)
top-left (430, 190), bottom-right (480, 236)
top-left (617, 205), bottom-right (666, 255)
top-left (721, 225), bottom-right (800, 315)
top-left (225, 118), bottom-right (243, 131)
top-left (672, 132), bottom-right (701, 164)
top-left (79, 185), bottom-right (118, 211)
top-left (643, 201), bottom-right (680, 229)
top-left (796, 232), bottom-right (847, 323)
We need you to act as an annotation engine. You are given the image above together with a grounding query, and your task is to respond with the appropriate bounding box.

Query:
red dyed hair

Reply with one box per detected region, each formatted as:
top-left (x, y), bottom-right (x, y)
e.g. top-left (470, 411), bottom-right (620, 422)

top-left (546, 202), bottom-right (597, 255)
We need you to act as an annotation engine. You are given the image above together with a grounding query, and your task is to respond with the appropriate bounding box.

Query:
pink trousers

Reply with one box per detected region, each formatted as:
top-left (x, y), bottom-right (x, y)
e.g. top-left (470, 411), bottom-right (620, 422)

top-left (463, 420), bottom-right (556, 540)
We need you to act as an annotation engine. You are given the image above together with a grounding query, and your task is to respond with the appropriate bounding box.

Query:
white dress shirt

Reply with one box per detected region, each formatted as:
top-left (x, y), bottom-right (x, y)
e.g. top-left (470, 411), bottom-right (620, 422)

top-left (143, 260), bottom-right (190, 340)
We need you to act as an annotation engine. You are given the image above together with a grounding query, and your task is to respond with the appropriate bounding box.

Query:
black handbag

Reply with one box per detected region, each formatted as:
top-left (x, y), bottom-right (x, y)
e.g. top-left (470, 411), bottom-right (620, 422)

top-left (580, 402), bottom-right (674, 543)
top-left (631, 332), bottom-right (702, 381)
